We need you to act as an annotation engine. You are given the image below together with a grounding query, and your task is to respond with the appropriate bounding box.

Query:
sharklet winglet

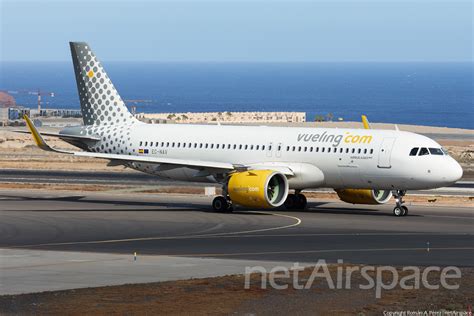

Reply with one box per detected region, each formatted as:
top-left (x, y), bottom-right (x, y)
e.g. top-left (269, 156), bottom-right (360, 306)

top-left (23, 115), bottom-right (73, 154)
top-left (361, 115), bottom-right (371, 130)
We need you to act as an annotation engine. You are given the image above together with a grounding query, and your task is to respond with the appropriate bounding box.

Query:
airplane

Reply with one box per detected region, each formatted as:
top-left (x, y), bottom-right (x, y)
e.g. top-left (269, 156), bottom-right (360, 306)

top-left (21, 42), bottom-right (463, 216)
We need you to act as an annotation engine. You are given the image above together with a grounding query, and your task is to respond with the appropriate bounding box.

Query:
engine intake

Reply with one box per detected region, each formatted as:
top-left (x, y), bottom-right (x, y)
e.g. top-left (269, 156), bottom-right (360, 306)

top-left (228, 170), bottom-right (289, 208)
top-left (335, 189), bottom-right (392, 205)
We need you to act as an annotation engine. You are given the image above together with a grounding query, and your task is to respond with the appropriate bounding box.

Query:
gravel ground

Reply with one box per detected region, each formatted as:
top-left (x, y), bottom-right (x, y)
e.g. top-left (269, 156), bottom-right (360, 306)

top-left (1, 265), bottom-right (472, 315)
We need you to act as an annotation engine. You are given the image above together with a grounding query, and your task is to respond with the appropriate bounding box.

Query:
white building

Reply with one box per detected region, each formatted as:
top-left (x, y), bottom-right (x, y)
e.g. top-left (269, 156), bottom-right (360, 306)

top-left (142, 111), bottom-right (306, 124)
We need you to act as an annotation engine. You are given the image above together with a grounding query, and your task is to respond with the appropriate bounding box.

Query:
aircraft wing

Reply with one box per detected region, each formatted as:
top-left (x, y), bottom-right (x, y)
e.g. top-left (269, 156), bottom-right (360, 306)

top-left (15, 130), bottom-right (101, 142)
top-left (23, 114), bottom-right (235, 171)
top-left (22, 115), bottom-right (301, 174)
top-left (74, 151), bottom-right (235, 170)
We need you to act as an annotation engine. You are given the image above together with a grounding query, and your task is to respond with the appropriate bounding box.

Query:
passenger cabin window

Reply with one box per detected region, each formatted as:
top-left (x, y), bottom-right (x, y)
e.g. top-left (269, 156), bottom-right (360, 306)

top-left (418, 147), bottom-right (429, 156)
top-left (409, 147), bottom-right (419, 156)
top-left (429, 148), bottom-right (444, 155)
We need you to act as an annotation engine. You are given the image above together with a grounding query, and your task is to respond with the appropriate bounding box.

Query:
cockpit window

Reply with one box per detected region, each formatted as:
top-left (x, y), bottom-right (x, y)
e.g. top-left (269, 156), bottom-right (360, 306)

top-left (409, 147), bottom-right (419, 156)
top-left (442, 148), bottom-right (449, 155)
top-left (429, 148), bottom-right (444, 155)
top-left (418, 147), bottom-right (429, 156)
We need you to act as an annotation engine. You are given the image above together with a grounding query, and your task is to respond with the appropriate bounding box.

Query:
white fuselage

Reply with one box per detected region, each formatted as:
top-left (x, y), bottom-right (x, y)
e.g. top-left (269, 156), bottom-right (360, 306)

top-left (77, 122), bottom-right (462, 191)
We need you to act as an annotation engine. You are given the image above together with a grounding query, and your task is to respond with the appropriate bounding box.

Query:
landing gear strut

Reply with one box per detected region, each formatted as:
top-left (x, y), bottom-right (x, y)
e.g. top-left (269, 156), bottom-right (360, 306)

top-left (284, 191), bottom-right (307, 210)
top-left (212, 182), bottom-right (233, 212)
top-left (392, 190), bottom-right (408, 217)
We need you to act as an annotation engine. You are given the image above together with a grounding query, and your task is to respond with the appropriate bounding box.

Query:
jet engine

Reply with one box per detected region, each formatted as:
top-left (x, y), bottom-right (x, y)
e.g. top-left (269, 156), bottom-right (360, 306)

top-left (335, 189), bottom-right (392, 205)
top-left (228, 170), bottom-right (289, 208)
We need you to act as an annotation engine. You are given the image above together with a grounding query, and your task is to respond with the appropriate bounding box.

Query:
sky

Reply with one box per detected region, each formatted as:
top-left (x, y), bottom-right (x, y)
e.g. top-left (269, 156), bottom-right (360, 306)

top-left (0, 0), bottom-right (472, 62)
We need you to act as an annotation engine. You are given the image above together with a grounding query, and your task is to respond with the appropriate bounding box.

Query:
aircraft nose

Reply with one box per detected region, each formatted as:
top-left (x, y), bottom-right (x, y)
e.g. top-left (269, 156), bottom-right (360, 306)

top-left (443, 159), bottom-right (463, 184)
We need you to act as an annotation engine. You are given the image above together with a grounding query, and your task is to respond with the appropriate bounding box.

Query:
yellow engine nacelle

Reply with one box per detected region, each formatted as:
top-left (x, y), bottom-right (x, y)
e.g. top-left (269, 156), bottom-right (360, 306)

top-left (228, 170), bottom-right (289, 208)
top-left (335, 189), bottom-right (392, 205)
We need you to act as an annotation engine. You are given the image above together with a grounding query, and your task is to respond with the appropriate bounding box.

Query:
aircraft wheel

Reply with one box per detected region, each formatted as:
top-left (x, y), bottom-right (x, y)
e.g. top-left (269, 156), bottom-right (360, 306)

top-left (296, 194), bottom-right (307, 209)
top-left (284, 194), bottom-right (297, 209)
top-left (393, 206), bottom-right (404, 217)
top-left (212, 196), bottom-right (230, 212)
top-left (401, 205), bottom-right (408, 216)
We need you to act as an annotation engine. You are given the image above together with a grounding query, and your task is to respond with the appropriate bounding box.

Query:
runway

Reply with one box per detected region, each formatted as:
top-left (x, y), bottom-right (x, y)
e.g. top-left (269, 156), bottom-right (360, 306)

top-left (0, 168), bottom-right (473, 195)
top-left (1, 189), bottom-right (472, 266)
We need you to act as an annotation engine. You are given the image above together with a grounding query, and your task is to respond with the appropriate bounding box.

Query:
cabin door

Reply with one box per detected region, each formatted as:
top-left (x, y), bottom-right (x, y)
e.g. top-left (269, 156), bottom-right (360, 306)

top-left (377, 137), bottom-right (396, 168)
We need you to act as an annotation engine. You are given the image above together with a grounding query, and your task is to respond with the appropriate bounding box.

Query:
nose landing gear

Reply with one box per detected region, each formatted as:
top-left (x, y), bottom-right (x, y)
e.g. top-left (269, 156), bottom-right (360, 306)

top-left (392, 190), bottom-right (408, 216)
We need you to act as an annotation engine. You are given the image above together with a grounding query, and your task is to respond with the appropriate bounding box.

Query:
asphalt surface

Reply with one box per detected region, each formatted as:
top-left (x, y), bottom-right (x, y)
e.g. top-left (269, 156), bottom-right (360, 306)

top-left (0, 169), bottom-right (472, 195)
top-left (0, 190), bottom-right (472, 267)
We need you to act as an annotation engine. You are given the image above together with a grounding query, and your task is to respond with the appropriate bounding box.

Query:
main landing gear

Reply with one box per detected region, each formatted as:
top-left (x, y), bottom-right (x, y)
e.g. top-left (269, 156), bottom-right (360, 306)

top-left (212, 183), bottom-right (233, 212)
top-left (392, 190), bottom-right (408, 217)
top-left (212, 196), bottom-right (233, 212)
top-left (284, 191), bottom-right (307, 210)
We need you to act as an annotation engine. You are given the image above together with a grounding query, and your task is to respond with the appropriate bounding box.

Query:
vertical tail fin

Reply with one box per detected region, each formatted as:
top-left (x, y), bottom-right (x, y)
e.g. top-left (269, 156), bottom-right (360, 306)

top-left (69, 42), bottom-right (138, 126)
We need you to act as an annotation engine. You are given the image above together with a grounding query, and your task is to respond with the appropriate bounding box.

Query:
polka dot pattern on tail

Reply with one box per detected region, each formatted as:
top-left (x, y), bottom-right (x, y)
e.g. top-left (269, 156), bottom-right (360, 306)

top-left (69, 42), bottom-right (139, 127)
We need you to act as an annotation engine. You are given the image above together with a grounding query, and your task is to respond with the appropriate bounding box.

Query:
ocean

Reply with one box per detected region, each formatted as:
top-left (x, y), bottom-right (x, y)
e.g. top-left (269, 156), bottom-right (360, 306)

top-left (0, 62), bottom-right (472, 129)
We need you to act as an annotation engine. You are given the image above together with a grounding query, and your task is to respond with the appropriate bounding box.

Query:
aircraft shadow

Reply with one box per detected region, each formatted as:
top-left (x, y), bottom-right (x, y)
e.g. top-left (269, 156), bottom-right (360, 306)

top-left (0, 194), bottom-right (420, 217)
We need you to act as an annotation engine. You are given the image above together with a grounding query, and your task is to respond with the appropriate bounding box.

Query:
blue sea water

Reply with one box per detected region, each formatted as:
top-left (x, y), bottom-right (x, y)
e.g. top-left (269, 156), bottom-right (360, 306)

top-left (0, 62), bottom-right (472, 129)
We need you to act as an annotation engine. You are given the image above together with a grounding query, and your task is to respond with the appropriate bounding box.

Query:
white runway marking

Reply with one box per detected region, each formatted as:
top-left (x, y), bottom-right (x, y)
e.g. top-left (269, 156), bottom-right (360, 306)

top-left (16, 211), bottom-right (302, 248)
top-left (175, 246), bottom-right (474, 258)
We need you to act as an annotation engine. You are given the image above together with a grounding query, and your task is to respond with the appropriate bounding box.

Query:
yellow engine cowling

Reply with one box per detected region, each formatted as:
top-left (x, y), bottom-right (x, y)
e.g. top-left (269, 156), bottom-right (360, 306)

top-left (335, 189), bottom-right (392, 205)
top-left (228, 170), bottom-right (289, 208)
